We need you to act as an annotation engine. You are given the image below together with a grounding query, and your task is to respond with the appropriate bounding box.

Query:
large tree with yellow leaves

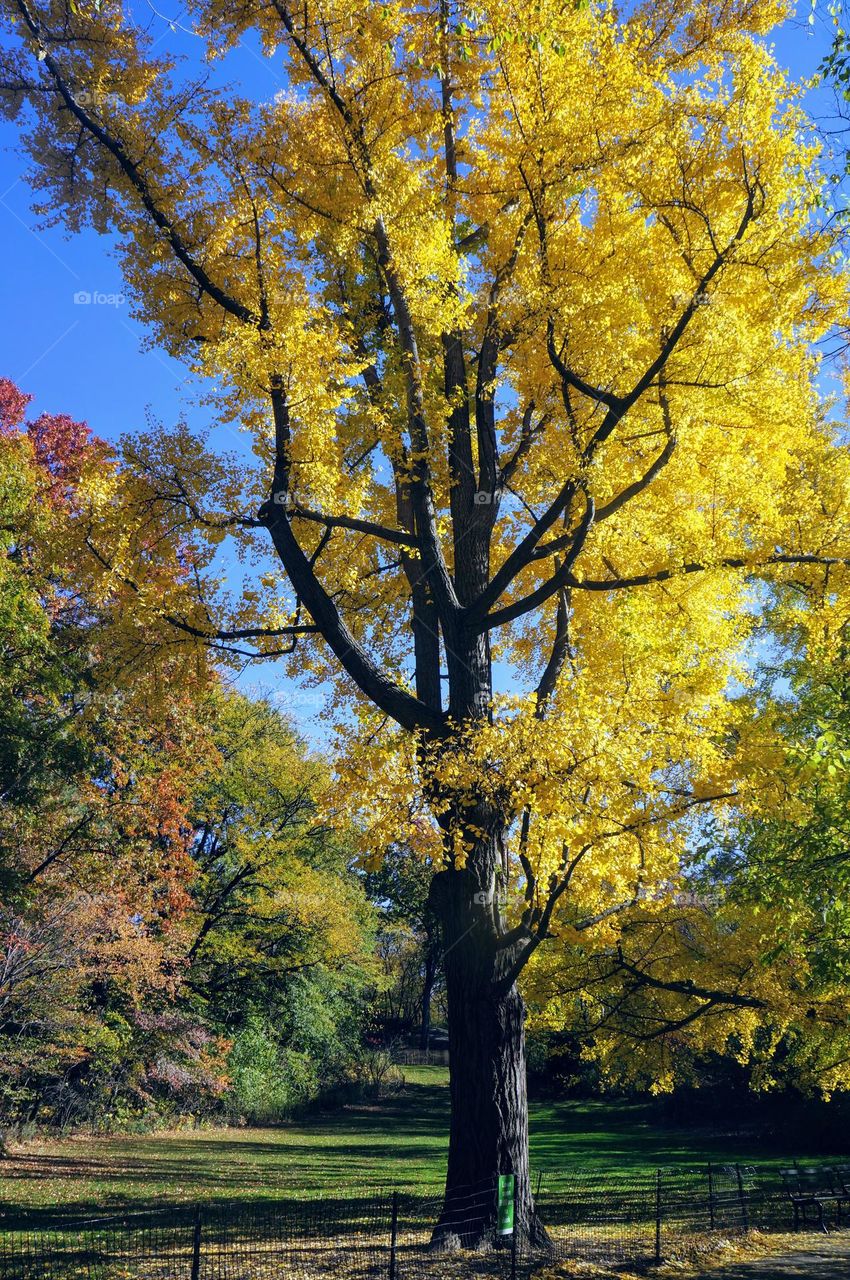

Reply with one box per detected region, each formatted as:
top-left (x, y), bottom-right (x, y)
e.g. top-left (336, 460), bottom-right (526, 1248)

top-left (4, 0), bottom-right (850, 1242)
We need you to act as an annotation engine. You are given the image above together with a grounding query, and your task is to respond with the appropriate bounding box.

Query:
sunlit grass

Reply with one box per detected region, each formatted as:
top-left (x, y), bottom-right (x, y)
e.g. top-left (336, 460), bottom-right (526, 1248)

top-left (0, 1068), bottom-right (838, 1221)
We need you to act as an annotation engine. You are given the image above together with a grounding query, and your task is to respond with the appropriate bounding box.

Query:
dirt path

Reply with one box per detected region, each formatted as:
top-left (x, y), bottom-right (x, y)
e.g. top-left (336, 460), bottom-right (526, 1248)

top-left (693, 1235), bottom-right (850, 1279)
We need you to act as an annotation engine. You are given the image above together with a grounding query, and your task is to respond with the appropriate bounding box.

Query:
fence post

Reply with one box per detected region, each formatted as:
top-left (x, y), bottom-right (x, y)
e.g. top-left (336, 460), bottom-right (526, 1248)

top-left (510, 1176), bottom-right (518, 1280)
top-left (389, 1190), bottom-right (398, 1280)
top-left (735, 1164), bottom-right (749, 1233)
top-left (191, 1207), bottom-right (202, 1280)
top-left (654, 1169), bottom-right (662, 1264)
top-left (708, 1163), bottom-right (715, 1230)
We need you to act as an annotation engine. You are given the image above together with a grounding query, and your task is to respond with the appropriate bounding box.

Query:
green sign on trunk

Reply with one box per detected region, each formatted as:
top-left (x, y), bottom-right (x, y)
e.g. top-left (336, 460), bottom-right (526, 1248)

top-left (497, 1174), bottom-right (515, 1236)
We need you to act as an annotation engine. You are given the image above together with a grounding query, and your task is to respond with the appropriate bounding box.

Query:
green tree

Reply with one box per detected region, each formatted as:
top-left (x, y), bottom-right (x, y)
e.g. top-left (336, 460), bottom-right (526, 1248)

top-left (182, 689), bottom-right (377, 1113)
top-left (365, 846), bottom-right (443, 1050)
top-left (524, 630), bottom-right (850, 1098)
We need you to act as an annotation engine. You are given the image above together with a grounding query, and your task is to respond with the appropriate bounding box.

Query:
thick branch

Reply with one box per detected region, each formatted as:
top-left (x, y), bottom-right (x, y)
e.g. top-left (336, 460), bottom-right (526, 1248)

top-left (274, 1), bottom-right (457, 625)
top-left (260, 386), bottom-right (443, 733)
top-left (263, 505), bottom-right (441, 733)
top-left (289, 503), bottom-right (419, 548)
top-left (480, 494), bottom-right (596, 632)
top-left (535, 586), bottom-right (571, 709)
top-left (613, 948), bottom-right (766, 1010)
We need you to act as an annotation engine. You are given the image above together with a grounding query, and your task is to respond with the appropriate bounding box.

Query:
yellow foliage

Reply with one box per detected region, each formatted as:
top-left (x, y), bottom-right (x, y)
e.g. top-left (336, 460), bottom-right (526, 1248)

top-left (4, 0), bottom-right (850, 1088)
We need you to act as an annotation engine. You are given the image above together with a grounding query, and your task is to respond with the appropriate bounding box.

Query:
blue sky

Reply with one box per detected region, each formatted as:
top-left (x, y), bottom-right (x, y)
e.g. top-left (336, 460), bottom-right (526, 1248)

top-left (0, 3), bottom-right (834, 435)
top-left (0, 1), bottom-right (841, 734)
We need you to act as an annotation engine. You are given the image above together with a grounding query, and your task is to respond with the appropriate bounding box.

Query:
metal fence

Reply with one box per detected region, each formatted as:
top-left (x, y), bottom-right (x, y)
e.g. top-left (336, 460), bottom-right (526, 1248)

top-left (0, 1164), bottom-right (803, 1280)
top-left (534, 1162), bottom-right (782, 1266)
top-left (391, 1050), bottom-right (450, 1068)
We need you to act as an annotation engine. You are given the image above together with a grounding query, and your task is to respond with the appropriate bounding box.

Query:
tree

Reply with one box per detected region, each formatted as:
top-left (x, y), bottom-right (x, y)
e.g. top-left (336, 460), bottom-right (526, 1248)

top-left (0, 379), bottom-right (375, 1130)
top-left (182, 689), bottom-right (377, 1102)
top-left (0, 376), bottom-right (214, 909)
top-left (0, 379), bottom-right (222, 1128)
top-left (3, 0), bottom-right (850, 1242)
top-left (523, 618), bottom-right (850, 1098)
top-left (365, 845), bottom-right (443, 1049)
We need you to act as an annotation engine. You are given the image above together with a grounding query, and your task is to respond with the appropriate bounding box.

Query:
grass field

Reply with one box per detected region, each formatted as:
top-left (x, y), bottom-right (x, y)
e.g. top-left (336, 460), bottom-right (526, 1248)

top-left (0, 1066), bottom-right (838, 1220)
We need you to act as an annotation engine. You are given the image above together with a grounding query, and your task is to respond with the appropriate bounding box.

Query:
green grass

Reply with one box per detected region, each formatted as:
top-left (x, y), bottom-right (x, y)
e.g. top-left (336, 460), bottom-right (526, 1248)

top-left (0, 1067), bottom-right (837, 1221)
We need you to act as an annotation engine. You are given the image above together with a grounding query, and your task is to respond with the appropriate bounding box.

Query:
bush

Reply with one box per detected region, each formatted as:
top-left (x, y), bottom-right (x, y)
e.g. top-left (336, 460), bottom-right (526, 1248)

top-left (227, 1016), bottom-right (294, 1123)
top-left (351, 1048), bottom-right (405, 1096)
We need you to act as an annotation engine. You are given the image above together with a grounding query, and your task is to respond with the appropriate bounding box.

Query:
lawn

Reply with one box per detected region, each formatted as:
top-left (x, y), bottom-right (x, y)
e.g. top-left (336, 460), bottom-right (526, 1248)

top-left (0, 1067), bottom-right (840, 1222)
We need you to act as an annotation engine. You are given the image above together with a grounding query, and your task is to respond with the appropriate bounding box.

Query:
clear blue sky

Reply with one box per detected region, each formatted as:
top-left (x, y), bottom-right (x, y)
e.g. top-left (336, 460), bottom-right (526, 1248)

top-left (0, 2), bottom-right (840, 733)
top-left (0, 3), bottom-right (833, 437)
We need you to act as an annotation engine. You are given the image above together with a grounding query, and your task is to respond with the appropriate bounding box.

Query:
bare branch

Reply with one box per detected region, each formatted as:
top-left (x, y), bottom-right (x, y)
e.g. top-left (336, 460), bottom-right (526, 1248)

top-left (566, 552), bottom-right (850, 593)
top-left (82, 535), bottom-right (316, 654)
top-left (289, 503), bottom-right (419, 548)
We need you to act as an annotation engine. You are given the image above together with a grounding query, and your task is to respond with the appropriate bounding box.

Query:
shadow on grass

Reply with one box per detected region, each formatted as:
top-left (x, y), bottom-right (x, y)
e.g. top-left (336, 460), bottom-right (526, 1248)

top-left (0, 1078), bottom-right (452, 1225)
top-left (4, 1078), bottom-right (833, 1232)
top-left (528, 1098), bottom-right (849, 1175)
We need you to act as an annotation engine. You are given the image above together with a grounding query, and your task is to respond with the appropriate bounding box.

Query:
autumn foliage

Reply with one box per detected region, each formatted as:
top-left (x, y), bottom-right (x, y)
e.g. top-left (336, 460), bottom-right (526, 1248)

top-left (3, 0), bottom-right (850, 1228)
top-left (0, 380), bottom-right (375, 1130)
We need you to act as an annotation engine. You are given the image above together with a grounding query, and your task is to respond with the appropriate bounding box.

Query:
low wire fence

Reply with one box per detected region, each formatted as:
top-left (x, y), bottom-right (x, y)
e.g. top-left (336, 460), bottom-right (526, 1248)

top-left (534, 1162), bottom-right (785, 1265)
top-left (390, 1050), bottom-right (450, 1068)
top-left (0, 1164), bottom-right (806, 1279)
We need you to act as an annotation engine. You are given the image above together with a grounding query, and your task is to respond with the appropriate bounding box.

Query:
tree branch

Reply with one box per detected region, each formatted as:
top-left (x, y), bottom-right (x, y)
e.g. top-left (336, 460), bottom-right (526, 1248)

top-left (14, 0), bottom-right (258, 325)
top-left (288, 503), bottom-right (419, 548)
top-left (567, 552), bottom-right (850, 593)
top-left (613, 947), bottom-right (766, 1010)
top-left (82, 535), bottom-right (316, 653)
top-left (478, 493), bottom-right (596, 632)
top-left (259, 386), bottom-right (444, 733)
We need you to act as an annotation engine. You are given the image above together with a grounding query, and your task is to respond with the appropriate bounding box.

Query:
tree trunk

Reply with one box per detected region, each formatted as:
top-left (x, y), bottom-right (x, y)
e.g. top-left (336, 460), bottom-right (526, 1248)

top-left (429, 857), bottom-right (547, 1252)
top-left (419, 937), bottom-right (438, 1052)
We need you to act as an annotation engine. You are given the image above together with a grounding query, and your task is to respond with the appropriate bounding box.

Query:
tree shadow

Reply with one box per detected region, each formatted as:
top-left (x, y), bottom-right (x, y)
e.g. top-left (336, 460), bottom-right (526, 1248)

top-left (0, 1078), bottom-right (452, 1225)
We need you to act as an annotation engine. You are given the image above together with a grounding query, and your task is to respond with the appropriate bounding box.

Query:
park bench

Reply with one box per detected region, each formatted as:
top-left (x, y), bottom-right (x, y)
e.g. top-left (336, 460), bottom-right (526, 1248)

top-left (781, 1166), bottom-right (848, 1233)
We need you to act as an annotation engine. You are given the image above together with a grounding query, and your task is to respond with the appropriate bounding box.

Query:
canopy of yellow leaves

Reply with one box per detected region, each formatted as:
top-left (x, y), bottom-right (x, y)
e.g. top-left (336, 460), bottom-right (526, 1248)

top-left (4, 0), bottom-right (850, 1081)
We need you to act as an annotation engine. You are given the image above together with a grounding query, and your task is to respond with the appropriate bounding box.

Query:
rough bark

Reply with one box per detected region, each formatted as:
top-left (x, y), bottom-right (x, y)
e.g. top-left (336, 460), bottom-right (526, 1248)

top-left (428, 852), bottom-right (548, 1251)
